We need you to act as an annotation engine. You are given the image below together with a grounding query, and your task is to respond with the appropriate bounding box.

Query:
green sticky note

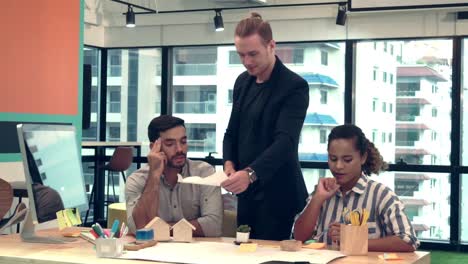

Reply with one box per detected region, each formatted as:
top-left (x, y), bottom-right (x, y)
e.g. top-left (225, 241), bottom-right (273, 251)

top-left (304, 239), bottom-right (316, 245)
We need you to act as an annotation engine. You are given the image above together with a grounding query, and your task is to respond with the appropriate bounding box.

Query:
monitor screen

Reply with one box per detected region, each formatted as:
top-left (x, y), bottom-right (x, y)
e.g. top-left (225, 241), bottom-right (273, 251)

top-left (17, 124), bottom-right (88, 226)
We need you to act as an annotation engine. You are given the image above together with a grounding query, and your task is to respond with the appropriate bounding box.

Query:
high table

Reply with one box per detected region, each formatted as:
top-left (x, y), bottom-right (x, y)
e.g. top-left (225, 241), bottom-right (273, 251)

top-left (0, 229), bottom-right (430, 264)
top-left (81, 141), bottom-right (142, 225)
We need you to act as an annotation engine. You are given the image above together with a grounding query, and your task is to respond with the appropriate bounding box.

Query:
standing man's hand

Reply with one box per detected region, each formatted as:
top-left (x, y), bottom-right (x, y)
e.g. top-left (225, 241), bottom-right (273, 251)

top-left (147, 139), bottom-right (167, 179)
top-left (221, 170), bottom-right (250, 194)
top-left (223, 160), bottom-right (236, 176)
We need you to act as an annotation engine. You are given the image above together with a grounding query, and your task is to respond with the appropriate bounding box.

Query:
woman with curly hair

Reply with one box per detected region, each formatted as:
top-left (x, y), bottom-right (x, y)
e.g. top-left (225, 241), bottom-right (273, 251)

top-left (293, 124), bottom-right (419, 252)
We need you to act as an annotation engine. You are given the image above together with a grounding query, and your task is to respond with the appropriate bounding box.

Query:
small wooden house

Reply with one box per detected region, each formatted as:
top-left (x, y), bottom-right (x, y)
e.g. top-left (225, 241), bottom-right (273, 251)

top-left (171, 218), bottom-right (196, 242)
top-left (145, 217), bottom-right (170, 241)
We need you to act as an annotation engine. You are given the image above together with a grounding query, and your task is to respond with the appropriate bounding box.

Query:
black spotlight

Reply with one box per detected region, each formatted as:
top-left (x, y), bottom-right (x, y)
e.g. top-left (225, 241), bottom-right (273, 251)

top-left (213, 10), bottom-right (224, 32)
top-left (126, 5), bottom-right (135, 28)
top-left (336, 3), bottom-right (347, 26)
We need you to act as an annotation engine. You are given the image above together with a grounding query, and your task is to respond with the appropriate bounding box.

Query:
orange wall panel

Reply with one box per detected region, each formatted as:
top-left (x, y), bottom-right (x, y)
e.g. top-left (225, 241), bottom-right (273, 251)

top-left (1, 0), bottom-right (80, 115)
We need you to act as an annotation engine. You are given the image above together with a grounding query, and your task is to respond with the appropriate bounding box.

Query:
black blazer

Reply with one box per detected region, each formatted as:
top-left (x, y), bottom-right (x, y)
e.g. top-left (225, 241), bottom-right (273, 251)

top-left (223, 57), bottom-right (309, 217)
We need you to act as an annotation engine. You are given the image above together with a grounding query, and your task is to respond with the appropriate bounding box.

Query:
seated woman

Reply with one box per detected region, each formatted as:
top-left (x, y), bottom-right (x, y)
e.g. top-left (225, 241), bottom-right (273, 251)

top-left (293, 124), bottom-right (419, 252)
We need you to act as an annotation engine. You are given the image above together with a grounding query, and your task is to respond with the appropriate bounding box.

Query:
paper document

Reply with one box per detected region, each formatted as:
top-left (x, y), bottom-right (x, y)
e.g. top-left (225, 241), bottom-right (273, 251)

top-left (120, 241), bottom-right (346, 264)
top-left (179, 171), bottom-right (228, 186)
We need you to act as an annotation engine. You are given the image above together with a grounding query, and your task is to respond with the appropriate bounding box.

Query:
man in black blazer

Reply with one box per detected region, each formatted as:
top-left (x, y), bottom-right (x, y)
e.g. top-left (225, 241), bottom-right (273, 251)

top-left (221, 12), bottom-right (309, 240)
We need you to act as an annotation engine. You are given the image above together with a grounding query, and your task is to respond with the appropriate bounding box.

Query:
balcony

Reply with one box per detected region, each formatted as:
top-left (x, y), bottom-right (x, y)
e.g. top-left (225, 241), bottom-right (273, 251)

top-left (174, 101), bottom-right (216, 114)
top-left (174, 64), bottom-right (216, 76)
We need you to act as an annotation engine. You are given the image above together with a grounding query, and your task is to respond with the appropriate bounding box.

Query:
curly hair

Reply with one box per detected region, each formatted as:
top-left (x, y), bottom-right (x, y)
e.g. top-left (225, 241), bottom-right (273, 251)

top-left (327, 124), bottom-right (388, 175)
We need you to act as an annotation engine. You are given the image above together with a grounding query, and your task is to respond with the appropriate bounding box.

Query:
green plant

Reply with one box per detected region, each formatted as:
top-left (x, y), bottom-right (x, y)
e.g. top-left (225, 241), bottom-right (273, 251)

top-left (237, 225), bottom-right (251, 233)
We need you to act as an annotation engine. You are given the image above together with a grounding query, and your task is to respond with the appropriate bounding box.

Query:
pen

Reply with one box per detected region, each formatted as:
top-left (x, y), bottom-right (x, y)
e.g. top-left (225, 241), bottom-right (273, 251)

top-left (96, 222), bottom-right (108, 238)
top-left (92, 224), bottom-right (105, 238)
top-left (110, 219), bottom-right (120, 238)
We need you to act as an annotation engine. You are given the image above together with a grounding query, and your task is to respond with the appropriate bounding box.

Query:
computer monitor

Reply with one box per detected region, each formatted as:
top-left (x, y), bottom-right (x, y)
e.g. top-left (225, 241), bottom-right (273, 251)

top-left (17, 123), bottom-right (88, 243)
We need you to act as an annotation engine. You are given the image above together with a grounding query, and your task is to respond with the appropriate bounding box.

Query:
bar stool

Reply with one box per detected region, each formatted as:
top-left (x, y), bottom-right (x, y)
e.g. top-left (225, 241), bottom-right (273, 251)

top-left (85, 147), bottom-right (133, 225)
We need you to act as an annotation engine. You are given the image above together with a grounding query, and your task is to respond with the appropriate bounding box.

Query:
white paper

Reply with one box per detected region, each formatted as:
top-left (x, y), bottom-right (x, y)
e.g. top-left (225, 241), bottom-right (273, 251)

top-left (179, 171), bottom-right (228, 186)
top-left (120, 241), bottom-right (345, 264)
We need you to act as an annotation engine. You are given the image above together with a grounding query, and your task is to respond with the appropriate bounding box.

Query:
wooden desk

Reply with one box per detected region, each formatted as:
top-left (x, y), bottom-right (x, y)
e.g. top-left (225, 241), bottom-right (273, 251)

top-left (81, 141), bottom-right (142, 224)
top-left (0, 229), bottom-right (430, 264)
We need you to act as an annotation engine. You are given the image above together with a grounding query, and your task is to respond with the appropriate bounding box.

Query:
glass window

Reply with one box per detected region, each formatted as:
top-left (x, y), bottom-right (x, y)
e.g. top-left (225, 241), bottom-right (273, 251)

top-left (108, 50), bottom-right (122, 77)
top-left (228, 89), bottom-right (233, 104)
top-left (320, 50), bottom-right (328, 66)
top-left (320, 90), bottom-right (328, 104)
top-left (372, 171), bottom-right (450, 241)
top-left (174, 47), bottom-right (217, 75)
top-left (320, 129), bottom-right (327, 144)
top-left (382, 102), bottom-right (387, 112)
top-left (356, 40), bottom-right (452, 165)
top-left (382, 132), bottom-right (386, 143)
top-left (302, 168), bottom-right (331, 193)
top-left (229, 50), bottom-right (241, 65)
top-left (105, 48), bottom-right (162, 157)
top-left (383, 71), bottom-right (387, 83)
top-left (173, 85), bottom-right (216, 114)
top-left (372, 98), bottom-right (378, 112)
top-left (82, 46), bottom-right (100, 142)
top-left (389, 103), bottom-right (393, 113)
top-left (276, 46), bottom-right (304, 64)
top-left (462, 174), bottom-right (468, 243)
top-left (185, 123), bottom-right (216, 153)
top-left (287, 42), bottom-right (345, 161)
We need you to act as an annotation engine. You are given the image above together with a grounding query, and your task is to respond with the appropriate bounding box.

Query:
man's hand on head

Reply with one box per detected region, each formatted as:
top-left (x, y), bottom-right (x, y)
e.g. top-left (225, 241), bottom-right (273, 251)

top-left (148, 139), bottom-right (167, 179)
top-left (221, 170), bottom-right (250, 194)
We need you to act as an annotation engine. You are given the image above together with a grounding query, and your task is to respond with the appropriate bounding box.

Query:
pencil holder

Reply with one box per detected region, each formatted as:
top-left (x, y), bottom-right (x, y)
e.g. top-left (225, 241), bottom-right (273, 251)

top-left (339, 224), bottom-right (368, 256)
top-left (96, 238), bottom-right (124, 258)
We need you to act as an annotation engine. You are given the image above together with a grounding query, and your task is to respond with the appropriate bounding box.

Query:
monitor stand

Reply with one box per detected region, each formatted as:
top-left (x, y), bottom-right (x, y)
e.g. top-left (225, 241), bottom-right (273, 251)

top-left (20, 210), bottom-right (77, 244)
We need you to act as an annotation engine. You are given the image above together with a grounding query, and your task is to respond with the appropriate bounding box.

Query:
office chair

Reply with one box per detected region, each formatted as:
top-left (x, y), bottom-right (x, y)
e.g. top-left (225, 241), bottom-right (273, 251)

top-left (84, 147), bottom-right (134, 225)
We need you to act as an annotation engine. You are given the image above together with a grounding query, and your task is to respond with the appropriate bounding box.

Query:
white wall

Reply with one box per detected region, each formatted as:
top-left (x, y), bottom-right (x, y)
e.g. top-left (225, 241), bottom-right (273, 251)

top-left (84, 5), bottom-right (468, 47)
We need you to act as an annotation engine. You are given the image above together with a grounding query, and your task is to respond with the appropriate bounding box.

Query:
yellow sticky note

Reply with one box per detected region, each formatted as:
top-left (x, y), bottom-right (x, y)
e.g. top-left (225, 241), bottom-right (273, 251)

top-left (239, 243), bottom-right (258, 252)
top-left (65, 208), bottom-right (81, 226)
top-left (74, 208), bottom-right (82, 225)
top-left (56, 211), bottom-right (67, 230)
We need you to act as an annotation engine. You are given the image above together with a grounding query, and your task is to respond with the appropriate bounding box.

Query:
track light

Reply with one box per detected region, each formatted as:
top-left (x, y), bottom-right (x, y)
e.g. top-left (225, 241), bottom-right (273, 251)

top-left (336, 3), bottom-right (347, 26)
top-left (213, 10), bottom-right (224, 32)
top-left (126, 5), bottom-right (135, 28)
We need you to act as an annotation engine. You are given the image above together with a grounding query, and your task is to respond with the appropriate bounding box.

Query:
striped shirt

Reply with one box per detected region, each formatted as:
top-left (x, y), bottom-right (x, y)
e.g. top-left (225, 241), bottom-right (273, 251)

top-left (300, 174), bottom-right (419, 249)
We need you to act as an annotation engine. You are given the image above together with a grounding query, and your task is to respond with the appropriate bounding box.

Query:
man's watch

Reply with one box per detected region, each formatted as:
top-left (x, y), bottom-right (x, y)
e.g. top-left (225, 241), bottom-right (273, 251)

top-left (243, 168), bottom-right (257, 183)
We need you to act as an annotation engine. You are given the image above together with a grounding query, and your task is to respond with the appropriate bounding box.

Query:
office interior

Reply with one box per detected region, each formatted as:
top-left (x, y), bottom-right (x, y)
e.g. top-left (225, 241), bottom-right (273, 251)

top-left (1, 0), bottom-right (468, 261)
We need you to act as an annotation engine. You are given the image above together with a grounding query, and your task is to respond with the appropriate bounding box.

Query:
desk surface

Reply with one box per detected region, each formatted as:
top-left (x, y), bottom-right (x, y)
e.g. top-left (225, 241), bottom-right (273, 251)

top-left (81, 141), bottom-right (142, 147)
top-left (0, 229), bottom-right (430, 264)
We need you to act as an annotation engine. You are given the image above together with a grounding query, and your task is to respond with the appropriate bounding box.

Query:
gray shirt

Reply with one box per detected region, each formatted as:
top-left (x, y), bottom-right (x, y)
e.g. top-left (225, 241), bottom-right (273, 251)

top-left (125, 159), bottom-right (223, 236)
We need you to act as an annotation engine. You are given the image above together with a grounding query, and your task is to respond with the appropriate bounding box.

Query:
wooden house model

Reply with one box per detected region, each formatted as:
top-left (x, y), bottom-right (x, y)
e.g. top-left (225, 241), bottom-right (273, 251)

top-left (171, 218), bottom-right (196, 242)
top-left (145, 217), bottom-right (170, 241)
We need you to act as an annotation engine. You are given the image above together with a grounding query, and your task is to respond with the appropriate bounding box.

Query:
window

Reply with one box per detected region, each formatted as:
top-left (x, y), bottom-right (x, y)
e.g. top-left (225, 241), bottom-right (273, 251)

top-left (384, 42), bottom-right (388, 52)
top-left (432, 107), bottom-right (438, 117)
top-left (320, 129), bottom-right (327, 144)
top-left (185, 123), bottom-right (216, 153)
top-left (383, 71), bottom-right (387, 82)
top-left (320, 90), bottom-right (328, 104)
top-left (389, 103), bottom-right (393, 113)
top-left (373, 67), bottom-right (378, 81)
top-left (228, 89), bottom-right (233, 104)
top-left (174, 47), bottom-right (217, 75)
top-left (382, 132), bottom-right (386, 143)
top-left (229, 50), bottom-right (241, 65)
top-left (104, 48), bottom-right (162, 157)
top-left (390, 44), bottom-right (394, 55)
top-left (320, 50), bottom-right (328, 66)
top-left (372, 98), bottom-right (378, 112)
top-left (372, 130), bottom-right (377, 143)
top-left (276, 47), bottom-right (304, 64)
top-left (382, 102), bottom-right (387, 112)
top-left (173, 85), bottom-right (217, 114)
top-left (108, 50), bottom-right (122, 77)
top-left (390, 73), bottom-right (394, 84)
top-left (374, 42), bottom-right (377, 50)
top-left (389, 132), bottom-right (393, 143)
top-left (82, 46), bottom-right (100, 142)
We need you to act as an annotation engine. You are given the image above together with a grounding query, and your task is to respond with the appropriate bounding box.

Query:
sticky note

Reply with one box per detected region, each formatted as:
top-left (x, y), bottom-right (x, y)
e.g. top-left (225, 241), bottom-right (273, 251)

top-left (56, 211), bottom-right (67, 230)
top-left (239, 243), bottom-right (258, 252)
top-left (302, 242), bottom-right (326, 249)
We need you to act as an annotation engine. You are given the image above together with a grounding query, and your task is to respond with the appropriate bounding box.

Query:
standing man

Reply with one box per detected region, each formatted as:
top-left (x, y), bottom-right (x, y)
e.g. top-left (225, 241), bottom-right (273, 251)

top-left (126, 115), bottom-right (222, 237)
top-left (221, 12), bottom-right (309, 240)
